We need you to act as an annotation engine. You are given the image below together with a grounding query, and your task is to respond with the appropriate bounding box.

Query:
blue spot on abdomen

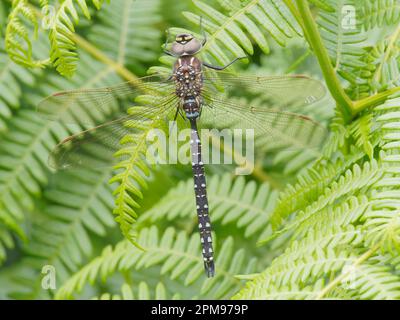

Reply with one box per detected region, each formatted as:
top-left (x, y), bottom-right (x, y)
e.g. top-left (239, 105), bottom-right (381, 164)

top-left (186, 112), bottom-right (200, 119)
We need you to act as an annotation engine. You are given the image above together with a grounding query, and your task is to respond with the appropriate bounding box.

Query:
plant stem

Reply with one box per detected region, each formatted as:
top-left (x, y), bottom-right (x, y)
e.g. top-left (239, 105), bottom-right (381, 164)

top-left (207, 134), bottom-right (280, 187)
top-left (283, 0), bottom-right (305, 32)
top-left (285, 49), bottom-right (311, 74)
top-left (72, 33), bottom-right (139, 83)
top-left (353, 86), bottom-right (400, 113)
top-left (295, 0), bottom-right (353, 122)
top-left (372, 24), bottom-right (400, 85)
top-left (315, 243), bottom-right (380, 299)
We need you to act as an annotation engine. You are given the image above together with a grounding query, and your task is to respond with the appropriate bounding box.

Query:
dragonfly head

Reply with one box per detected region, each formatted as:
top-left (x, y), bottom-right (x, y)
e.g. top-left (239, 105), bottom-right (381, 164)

top-left (171, 33), bottom-right (202, 56)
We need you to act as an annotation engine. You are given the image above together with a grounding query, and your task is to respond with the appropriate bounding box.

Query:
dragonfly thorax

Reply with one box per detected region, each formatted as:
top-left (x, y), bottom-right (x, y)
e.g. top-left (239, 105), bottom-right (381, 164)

top-left (174, 56), bottom-right (203, 99)
top-left (174, 56), bottom-right (203, 119)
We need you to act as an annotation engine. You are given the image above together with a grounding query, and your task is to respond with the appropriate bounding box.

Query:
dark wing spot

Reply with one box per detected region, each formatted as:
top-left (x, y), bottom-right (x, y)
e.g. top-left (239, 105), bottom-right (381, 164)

top-left (292, 74), bottom-right (309, 79)
top-left (299, 114), bottom-right (312, 121)
top-left (61, 136), bottom-right (73, 143)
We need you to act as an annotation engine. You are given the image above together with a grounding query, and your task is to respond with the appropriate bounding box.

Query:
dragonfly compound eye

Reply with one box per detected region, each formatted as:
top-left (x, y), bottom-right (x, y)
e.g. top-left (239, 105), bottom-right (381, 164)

top-left (172, 34), bottom-right (202, 56)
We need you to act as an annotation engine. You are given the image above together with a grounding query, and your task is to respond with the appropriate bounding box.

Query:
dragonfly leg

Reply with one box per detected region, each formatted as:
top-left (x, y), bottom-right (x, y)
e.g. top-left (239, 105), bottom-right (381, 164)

top-left (163, 29), bottom-right (170, 50)
top-left (177, 106), bottom-right (187, 121)
top-left (164, 50), bottom-right (174, 57)
top-left (200, 16), bottom-right (207, 46)
top-left (163, 29), bottom-right (175, 56)
top-left (169, 107), bottom-right (187, 135)
top-left (203, 56), bottom-right (247, 70)
top-left (179, 109), bottom-right (186, 120)
top-left (173, 107), bottom-right (179, 122)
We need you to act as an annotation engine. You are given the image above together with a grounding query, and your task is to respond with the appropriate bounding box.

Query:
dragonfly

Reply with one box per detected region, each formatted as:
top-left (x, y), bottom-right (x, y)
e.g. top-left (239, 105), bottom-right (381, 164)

top-left (37, 32), bottom-right (328, 278)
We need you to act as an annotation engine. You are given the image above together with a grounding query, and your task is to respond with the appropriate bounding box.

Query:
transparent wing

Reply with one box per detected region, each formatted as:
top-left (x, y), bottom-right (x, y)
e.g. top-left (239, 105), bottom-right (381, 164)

top-left (198, 91), bottom-right (328, 153)
top-left (202, 71), bottom-right (326, 111)
top-left (37, 74), bottom-right (175, 125)
top-left (49, 94), bottom-right (179, 170)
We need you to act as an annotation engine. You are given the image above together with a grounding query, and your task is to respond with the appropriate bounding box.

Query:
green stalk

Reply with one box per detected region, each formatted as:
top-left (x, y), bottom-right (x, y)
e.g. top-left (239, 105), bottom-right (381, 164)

top-left (353, 87), bottom-right (400, 113)
top-left (295, 0), bottom-right (353, 122)
top-left (285, 50), bottom-right (311, 74)
top-left (315, 243), bottom-right (380, 299)
top-left (283, 0), bottom-right (305, 31)
top-left (72, 33), bottom-right (139, 83)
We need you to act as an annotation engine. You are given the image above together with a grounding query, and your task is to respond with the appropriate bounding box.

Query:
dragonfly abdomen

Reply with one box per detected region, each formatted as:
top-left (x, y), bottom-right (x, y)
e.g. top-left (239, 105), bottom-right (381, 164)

top-left (189, 119), bottom-right (215, 277)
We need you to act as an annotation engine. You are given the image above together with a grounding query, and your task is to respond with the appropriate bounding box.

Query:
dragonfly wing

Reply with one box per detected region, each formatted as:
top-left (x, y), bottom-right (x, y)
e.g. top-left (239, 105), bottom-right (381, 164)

top-left (198, 92), bottom-right (329, 153)
top-left (202, 71), bottom-right (326, 111)
top-left (49, 94), bottom-right (179, 170)
top-left (37, 74), bottom-right (175, 125)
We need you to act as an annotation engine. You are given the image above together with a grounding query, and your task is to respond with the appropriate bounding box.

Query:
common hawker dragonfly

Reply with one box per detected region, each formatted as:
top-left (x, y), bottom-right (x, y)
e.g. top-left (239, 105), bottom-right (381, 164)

top-left (37, 32), bottom-right (327, 277)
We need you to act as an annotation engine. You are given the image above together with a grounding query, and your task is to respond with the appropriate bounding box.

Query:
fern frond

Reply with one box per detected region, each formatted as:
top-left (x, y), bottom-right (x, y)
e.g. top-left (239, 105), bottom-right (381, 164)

top-left (271, 155), bottom-right (353, 229)
top-left (291, 195), bottom-right (368, 241)
top-left (349, 113), bottom-right (374, 159)
top-left (234, 246), bottom-right (357, 299)
top-left (5, 0), bottom-right (49, 68)
top-left (109, 111), bottom-right (164, 245)
top-left (241, 93), bottom-right (400, 299)
top-left (0, 226), bottom-right (14, 266)
top-left (363, 207), bottom-right (400, 254)
top-left (270, 111), bottom-right (383, 231)
top-left (2, 169), bottom-right (116, 298)
top-left (277, 159), bottom-right (383, 236)
top-left (337, 263), bottom-right (400, 299)
top-left (139, 174), bottom-right (278, 240)
top-left (24, 169), bottom-right (115, 274)
top-left (358, 0), bottom-right (400, 29)
top-left (88, 0), bottom-right (161, 71)
top-left (177, 0), bottom-right (301, 66)
top-left (0, 48), bottom-right (36, 132)
top-left (0, 1), bottom-right (7, 31)
top-left (0, 110), bottom-right (49, 238)
top-left (347, 37), bottom-right (400, 99)
top-left (93, 282), bottom-right (180, 300)
top-left (365, 97), bottom-right (400, 254)
top-left (72, 0), bottom-right (164, 243)
top-left (55, 226), bottom-right (258, 299)
top-left (0, 46), bottom-right (130, 240)
top-left (317, 0), bottom-right (367, 78)
top-left (48, 0), bottom-right (106, 76)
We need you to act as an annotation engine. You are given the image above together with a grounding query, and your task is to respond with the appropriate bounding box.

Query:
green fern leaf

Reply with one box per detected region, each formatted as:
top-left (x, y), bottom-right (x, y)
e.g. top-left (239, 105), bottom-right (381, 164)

top-left (93, 282), bottom-right (180, 300)
top-left (358, 0), bottom-right (400, 29)
top-left (178, 0), bottom-right (301, 66)
top-left (5, 0), bottom-right (50, 68)
top-left (89, 0), bottom-right (161, 71)
top-left (318, 0), bottom-right (367, 78)
top-left (139, 173), bottom-right (278, 241)
top-left (48, 0), bottom-right (106, 76)
top-left (0, 226), bottom-right (14, 266)
top-left (0, 47), bottom-right (36, 132)
top-left (23, 169), bottom-right (115, 275)
top-left (350, 113), bottom-right (374, 159)
top-left (55, 226), bottom-right (258, 299)
top-left (234, 247), bottom-right (357, 299)
top-left (341, 263), bottom-right (400, 299)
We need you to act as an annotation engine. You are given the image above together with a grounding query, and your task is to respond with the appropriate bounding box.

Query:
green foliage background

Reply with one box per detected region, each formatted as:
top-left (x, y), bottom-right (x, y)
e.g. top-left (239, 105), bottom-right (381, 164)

top-left (0, 0), bottom-right (400, 299)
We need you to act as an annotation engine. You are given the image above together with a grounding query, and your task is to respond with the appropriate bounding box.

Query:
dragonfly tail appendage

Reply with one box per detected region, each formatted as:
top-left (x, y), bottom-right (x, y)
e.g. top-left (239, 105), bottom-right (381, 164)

top-left (189, 119), bottom-right (215, 278)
